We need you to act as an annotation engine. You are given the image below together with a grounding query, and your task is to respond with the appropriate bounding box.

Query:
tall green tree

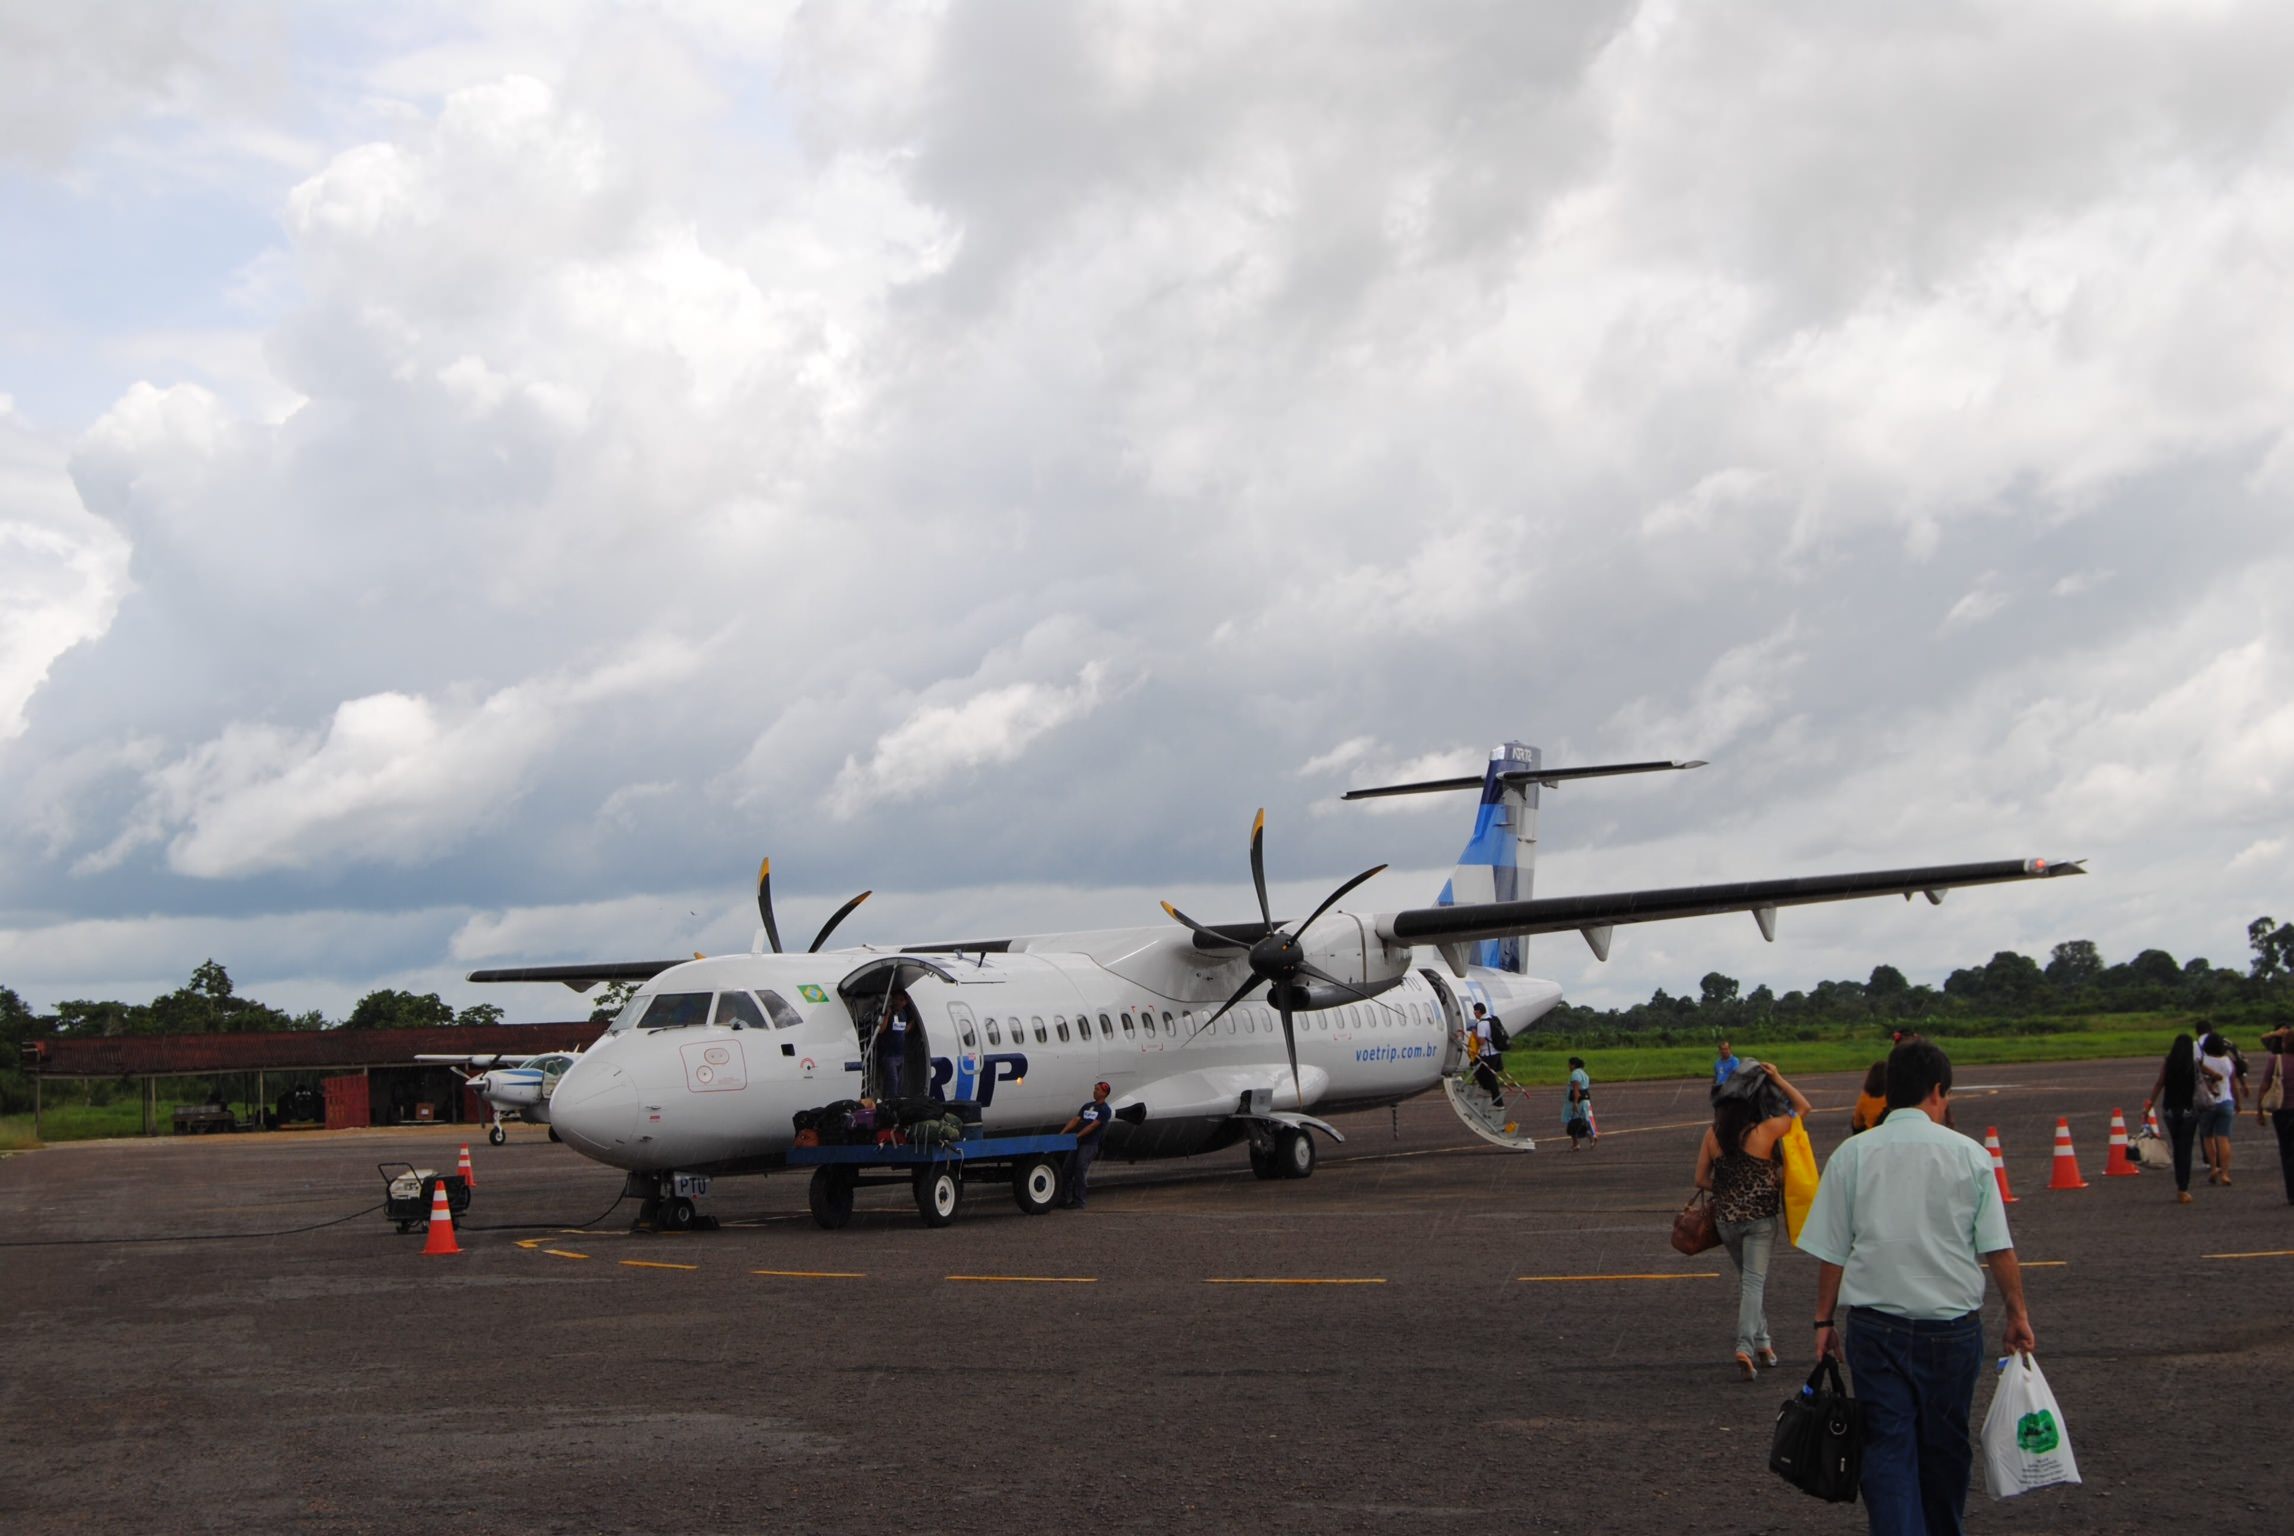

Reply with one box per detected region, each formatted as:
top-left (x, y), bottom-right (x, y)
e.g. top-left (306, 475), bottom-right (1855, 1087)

top-left (2045, 940), bottom-right (2103, 986)
top-left (2250, 916), bottom-right (2293, 982)
top-left (346, 989), bottom-right (456, 1030)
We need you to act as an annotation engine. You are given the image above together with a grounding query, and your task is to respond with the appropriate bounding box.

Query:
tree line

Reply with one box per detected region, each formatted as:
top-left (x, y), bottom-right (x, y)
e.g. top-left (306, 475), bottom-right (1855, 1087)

top-left (1539, 915), bottom-right (2293, 1042)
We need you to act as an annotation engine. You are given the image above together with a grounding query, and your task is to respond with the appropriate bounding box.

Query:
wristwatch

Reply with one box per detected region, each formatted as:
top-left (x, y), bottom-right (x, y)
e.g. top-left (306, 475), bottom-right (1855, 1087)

top-left (1813, 1318), bottom-right (1835, 1329)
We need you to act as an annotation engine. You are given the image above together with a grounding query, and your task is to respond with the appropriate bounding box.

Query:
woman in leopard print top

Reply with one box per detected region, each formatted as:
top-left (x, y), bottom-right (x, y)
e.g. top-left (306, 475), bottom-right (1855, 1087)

top-left (1694, 1062), bottom-right (1814, 1380)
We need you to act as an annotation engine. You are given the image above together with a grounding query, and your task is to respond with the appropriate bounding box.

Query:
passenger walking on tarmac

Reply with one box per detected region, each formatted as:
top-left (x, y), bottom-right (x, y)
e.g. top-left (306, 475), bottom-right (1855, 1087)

top-left (1470, 1003), bottom-right (1506, 1107)
top-left (1564, 1057), bottom-right (1596, 1148)
top-left (1695, 1062), bottom-right (1813, 1379)
top-left (2147, 1033), bottom-right (2204, 1203)
top-left (1058, 1081), bottom-right (1113, 1209)
top-left (1802, 1039), bottom-right (2037, 1534)
top-left (2258, 1025), bottom-right (2294, 1204)
top-left (1713, 1038), bottom-right (1741, 1088)
top-left (2197, 1030), bottom-right (2241, 1185)
top-left (1849, 1060), bottom-right (1889, 1134)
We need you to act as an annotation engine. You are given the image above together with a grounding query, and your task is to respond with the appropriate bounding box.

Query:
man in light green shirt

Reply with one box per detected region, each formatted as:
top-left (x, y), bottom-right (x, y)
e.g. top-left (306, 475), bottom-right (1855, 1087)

top-left (1801, 1041), bottom-right (2036, 1534)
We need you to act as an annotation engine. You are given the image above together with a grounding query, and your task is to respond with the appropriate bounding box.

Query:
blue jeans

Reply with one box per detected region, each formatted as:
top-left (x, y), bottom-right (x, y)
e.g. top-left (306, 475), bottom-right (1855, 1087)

top-left (1844, 1307), bottom-right (1983, 1536)
top-left (1717, 1215), bottom-right (1776, 1358)
top-left (1062, 1141), bottom-right (1100, 1207)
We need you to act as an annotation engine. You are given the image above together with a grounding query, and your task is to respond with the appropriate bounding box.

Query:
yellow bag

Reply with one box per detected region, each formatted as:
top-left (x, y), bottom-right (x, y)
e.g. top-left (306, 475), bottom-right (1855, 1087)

top-left (1780, 1116), bottom-right (1819, 1246)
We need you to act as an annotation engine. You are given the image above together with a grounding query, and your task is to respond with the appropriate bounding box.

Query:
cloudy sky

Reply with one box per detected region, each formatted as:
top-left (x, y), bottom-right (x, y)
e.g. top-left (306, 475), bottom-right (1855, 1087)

top-left (3, 1), bottom-right (2289, 1023)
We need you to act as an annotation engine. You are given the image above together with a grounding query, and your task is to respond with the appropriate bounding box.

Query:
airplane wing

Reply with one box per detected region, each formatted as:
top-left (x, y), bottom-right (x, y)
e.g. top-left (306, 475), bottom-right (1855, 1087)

top-left (1376, 857), bottom-right (2083, 965)
top-left (413, 1053), bottom-right (533, 1068)
top-left (465, 960), bottom-right (682, 990)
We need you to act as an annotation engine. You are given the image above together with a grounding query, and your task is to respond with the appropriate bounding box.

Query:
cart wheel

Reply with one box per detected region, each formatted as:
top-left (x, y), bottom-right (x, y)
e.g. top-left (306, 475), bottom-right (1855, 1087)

top-left (808, 1167), bottom-right (854, 1230)
top-left (396, 1220), bottom-right (414, 1234)
top-left (914, 1166), bottom-right (962, 1227)
top-left (660, 1196), bottom-right (697, 1231)
top-left (488, 1124), bottom-right (507, 1146)
top-left (1012, 1156), bottom-right (1061, 1215)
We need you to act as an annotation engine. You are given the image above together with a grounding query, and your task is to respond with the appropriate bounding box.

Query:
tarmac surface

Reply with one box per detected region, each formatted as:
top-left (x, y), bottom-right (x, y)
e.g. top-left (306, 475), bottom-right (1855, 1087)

top-left (2, 1056), bottom-right (2287, 1534)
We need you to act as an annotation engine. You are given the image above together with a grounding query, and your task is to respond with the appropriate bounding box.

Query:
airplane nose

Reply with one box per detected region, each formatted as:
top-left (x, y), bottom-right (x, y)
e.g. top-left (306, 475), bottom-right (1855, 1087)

top-left (550, 1059), bottom-right (640, 1165)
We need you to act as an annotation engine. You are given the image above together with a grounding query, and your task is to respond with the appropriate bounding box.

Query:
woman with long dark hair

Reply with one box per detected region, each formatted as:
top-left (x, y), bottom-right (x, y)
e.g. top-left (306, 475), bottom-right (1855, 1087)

top-left (1693, 1062), bottom-right (1812, 1379)
top-left (2257, 1025), bottom-right (2293, 1204)
top-left (2146, 1033), bottom-right (2202, 1203)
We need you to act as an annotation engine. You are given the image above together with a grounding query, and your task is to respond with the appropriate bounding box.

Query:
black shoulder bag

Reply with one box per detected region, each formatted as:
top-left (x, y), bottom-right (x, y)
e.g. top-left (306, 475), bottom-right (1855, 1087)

top-left (1769, 1358), bottom-right (1864, 1503)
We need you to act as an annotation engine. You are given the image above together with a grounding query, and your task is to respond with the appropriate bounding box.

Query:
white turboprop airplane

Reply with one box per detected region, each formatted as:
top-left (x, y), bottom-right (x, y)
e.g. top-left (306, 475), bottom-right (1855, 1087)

top-left (472, 743), bottom-right (2082, 1229)
top-left (411, 1050), bottom-right (581, 1144)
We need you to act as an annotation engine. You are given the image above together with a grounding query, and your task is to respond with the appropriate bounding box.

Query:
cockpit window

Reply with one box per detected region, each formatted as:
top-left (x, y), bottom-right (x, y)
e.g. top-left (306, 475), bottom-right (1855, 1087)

top-left (540, 1056), bottom-right (570, 1076)
top-left (631, 992), bottom-right (712, 1031)
top-left (714, 992), bottom-right (767, 1030)
top-left (754, 990), bottom-right (805, 1029)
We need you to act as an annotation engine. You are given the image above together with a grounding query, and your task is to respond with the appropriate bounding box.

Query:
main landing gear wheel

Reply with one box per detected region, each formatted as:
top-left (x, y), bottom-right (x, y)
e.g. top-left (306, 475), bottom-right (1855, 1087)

top-left (488, 1124), bottom-right (507, 1146)
top-left (914, 1166), bottom-right (962, 1227)
top-left (547, 1127), bottom-right (560, 1143)
top-left (1277, 1127), bottom-right (1316, 1180)
top-left (808, 1167), bottom-right (855, 1230)
top-left (660, 1195), bottom-right (697, 1231)
top-left (1249, 1143), bottom-right (1281, 1180)
top-left (1012, 1156), bottom-right (1061, 1215)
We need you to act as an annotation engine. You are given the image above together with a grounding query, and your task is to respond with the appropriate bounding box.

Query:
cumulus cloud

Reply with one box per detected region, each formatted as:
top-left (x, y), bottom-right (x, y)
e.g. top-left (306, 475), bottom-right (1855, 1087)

top-left (3, 3), bottom-right (2293, 1019)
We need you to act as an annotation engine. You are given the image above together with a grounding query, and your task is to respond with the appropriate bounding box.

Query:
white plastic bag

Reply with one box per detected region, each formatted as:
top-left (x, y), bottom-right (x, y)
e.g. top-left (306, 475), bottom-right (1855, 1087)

top-left (1983, 1352), bottom-right (2081, 1499)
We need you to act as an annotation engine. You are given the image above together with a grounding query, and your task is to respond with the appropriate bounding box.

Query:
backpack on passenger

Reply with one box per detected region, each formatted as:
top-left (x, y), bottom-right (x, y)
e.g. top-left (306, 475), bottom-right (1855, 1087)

top-left (1486, 1016), bottom-right (1512, 1051)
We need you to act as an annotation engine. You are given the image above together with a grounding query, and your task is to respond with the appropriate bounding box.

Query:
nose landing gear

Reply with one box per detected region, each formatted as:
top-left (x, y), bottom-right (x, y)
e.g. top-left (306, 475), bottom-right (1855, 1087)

top-left (628, 1171), bottom-right (720, 1232)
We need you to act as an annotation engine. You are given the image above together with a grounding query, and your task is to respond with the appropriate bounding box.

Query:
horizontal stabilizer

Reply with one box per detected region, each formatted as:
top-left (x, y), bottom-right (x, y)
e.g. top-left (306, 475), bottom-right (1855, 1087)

top-left (1379, 858), bottom-right (2083, 949)
top-left (467, 960), bottom-right (680, 991)
top-left (1342, 758), bottom-right (1704, 800)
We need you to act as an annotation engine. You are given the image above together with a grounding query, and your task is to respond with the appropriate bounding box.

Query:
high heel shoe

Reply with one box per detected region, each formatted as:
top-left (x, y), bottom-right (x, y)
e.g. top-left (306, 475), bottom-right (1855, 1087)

top-left (1756, 1347), bottom-right (1780, 1369)
top-left (1735, 1352), bottom-right (1757, 1381)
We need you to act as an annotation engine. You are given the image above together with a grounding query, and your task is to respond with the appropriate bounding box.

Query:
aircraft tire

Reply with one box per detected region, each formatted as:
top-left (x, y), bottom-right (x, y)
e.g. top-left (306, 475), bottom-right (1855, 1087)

top-left (661, 1196), bottom-right (697, 1231)
top-left (914, 1166), bottom-right (962, 1227)
top-left (1249, 1143), bottom-right (1281, 1180)
top-left (488, 1125), bottom-right (507, 1147)
top-left (808, 1167), bottom-right (854, 1230)
top-left (547, 1127), bottom-right (560, 1143)
top-left (1012, 1156), bottom-right (1061, 1215)
top-left (1277, 1127), bottom-right (1316, 1180)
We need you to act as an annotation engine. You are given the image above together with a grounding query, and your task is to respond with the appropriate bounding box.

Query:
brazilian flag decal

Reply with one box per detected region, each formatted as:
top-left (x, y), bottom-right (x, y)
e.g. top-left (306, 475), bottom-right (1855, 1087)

top-left (798, 984), bottom-right (828, 1004)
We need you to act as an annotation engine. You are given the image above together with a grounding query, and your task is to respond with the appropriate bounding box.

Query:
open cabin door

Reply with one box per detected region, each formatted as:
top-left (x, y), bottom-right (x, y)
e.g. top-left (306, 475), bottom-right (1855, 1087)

top-left (1422, 967), bottom-right (1538, 1152)
top-left (838, 956), bottom-right (957, 1103)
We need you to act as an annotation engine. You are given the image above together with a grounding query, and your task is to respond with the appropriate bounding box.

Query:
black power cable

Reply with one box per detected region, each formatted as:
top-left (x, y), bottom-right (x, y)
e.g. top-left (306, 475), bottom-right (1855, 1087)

top-left (0, 1190), bottom-right (632, 1248)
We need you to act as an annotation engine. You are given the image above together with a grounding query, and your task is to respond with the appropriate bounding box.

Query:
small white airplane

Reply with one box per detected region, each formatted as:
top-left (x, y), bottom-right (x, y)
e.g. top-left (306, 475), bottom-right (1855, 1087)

top-left (471, 742), bottom-right (2082, 1228)
top-left (412, 1050), bottom-right (582, 1145)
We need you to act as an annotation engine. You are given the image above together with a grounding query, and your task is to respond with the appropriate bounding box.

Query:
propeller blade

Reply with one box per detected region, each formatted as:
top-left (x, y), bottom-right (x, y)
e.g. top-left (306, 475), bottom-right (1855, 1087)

top-left (1279, 997), bottom-right (1301, 1099)
top-left (1248, 808), bottom-right (1272, 929)
top-left (1289, 863), bottom-right (1388, 939)
top-left (1160, 900), bottom-right (1249, 949)
top-left (807, 890), bottom-right (873, 953)
top-left (1295, 960), bottom-right (1406, 1016)
top-left (756, 857), bottom-right (783, 954)
top-left (1189, 974), bottom-right (1264, 1039)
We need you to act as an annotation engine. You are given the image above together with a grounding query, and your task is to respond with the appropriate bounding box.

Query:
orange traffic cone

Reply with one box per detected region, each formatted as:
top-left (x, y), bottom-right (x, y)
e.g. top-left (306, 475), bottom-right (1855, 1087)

top-left (2145, 1104), bottom-right (2163, 1139)
top-left (2102, 1108), bottom-right (2140, 1177)
top-left (456, 1142), bottom-right (476, 1189)
top-left (1985, 1127), bottom-right (2017, 1204)
top-left (421, 1178), bottom-right (461, 1256)
top-left (2047, 1117), bottom-right (2088, 1190)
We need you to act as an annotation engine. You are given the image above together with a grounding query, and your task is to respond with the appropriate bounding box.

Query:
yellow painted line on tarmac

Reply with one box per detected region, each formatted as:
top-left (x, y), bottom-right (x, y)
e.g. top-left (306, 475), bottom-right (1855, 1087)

top-left (1517, 1272), bottom-right (1720, 1283)
top-left (620, 1259), bottom-right (699, 1272)
top-left (2020, 1261), bottom-right (2068, 1269)
top-left (2202, 1249), bottom-right (2294, 1261)
top-left (1205, 1277), bottom-right (1386, 1286)
top-left (947, 1274), bottom-right (1098, 1284)
top-left (754, 1269), bottom-right (869, 1279)
top-left (515, 1238), bottom-right (542, 1249)
top-left (542, 1248), bottom-right (590, 1261)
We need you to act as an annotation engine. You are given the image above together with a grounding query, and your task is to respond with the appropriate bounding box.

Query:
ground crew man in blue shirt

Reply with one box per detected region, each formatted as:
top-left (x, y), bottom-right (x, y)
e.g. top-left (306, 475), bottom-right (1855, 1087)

top-left (1801, 1039), bottom-right (2037, 1534)
top-left (1059, 1081), bottom-right (1113, 1209)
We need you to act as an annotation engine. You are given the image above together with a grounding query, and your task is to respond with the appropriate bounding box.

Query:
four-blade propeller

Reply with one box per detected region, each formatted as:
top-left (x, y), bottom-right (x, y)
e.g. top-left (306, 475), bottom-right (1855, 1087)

top-left (1161, 809), bottom-right (1387, 1096)
top-left (756, 858), bottom-right (873, 955)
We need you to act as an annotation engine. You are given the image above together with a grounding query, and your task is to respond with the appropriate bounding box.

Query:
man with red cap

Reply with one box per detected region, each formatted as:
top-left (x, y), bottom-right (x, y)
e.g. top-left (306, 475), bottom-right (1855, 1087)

top-left (1059, 1081), bottom-right (1113, 1209)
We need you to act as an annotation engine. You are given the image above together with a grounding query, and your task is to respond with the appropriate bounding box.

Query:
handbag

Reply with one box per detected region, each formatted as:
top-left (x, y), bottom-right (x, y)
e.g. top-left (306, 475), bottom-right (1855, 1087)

top-left (2263, 1072), bottom-right (2285, 1114)
top-left (1769, 1358), bottom-right (1865, 1503)
top-left (1670, 1190), bottom-right (1719, 1255)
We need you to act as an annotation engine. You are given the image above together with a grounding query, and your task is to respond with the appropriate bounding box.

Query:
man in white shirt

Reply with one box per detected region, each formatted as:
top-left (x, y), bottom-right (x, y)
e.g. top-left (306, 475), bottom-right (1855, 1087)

top-left (1469, 1003), bottom-right (1504, 1107)
top-left (2195, 1031), bottom-right (2241, 1185)
top-left (1801, 1040), bottom-right (2037, 1534)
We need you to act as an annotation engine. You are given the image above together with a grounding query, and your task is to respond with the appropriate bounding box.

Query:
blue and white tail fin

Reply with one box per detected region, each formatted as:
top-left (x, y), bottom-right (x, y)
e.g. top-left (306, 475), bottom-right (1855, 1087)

top-left (1339, 741), bottom-right (1707, 976)
top-left (1435, 743), bottom-right (1543, 974)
